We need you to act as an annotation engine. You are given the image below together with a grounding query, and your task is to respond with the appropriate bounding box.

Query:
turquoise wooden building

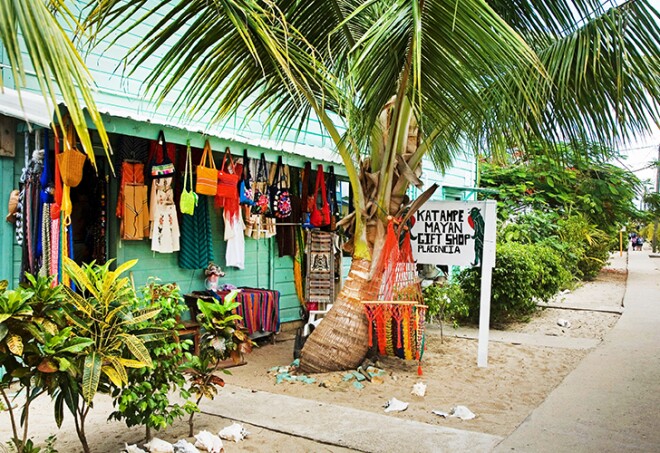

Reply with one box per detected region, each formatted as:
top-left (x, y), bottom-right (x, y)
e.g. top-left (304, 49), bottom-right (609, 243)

top-left (0, 2), bottom-right (477, 325)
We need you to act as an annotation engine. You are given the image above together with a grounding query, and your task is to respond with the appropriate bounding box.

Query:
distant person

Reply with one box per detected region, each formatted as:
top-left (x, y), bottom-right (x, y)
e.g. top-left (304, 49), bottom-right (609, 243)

top-left (635, 236), bottom-right (644, 251)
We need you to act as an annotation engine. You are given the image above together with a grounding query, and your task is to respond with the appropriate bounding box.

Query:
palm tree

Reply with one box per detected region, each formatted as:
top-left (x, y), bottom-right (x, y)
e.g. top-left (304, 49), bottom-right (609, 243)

top-left (0, 0), bottom-right (110, 166)
top-left (87, 0), bottom-right (658, 372)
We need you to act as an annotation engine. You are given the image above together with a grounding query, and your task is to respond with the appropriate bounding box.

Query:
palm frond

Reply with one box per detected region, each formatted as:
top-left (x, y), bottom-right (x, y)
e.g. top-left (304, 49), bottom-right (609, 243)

top-left (0, 0), bottom-right (111, 168)
top-left (480, 0), bottom-right (660, 157)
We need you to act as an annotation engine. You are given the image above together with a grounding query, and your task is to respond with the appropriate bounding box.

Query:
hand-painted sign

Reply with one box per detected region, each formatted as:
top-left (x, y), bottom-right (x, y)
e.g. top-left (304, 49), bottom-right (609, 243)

top-left (410, 200), bottom-right (495, 267)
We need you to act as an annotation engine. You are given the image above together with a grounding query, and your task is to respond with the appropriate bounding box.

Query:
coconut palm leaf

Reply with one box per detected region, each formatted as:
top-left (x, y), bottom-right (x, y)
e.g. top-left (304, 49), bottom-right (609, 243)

top-left (478, 0), bottom-right (660, 156)
top-left (0, 0), bottom-right (111, 168)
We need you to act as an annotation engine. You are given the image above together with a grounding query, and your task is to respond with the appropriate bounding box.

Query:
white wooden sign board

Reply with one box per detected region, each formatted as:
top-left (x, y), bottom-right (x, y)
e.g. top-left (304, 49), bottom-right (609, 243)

top-left (411, 200), bottom-right (497, 367)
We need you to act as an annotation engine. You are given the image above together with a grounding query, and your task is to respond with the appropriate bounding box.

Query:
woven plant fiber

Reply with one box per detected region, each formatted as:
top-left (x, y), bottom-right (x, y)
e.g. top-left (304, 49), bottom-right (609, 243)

top-left (299, 258), bottom-right (375, 373)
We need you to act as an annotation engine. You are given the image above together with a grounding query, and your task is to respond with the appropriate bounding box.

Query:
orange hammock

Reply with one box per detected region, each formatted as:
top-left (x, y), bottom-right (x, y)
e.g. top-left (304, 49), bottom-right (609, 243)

top-left (362, 219), bottom-right (426, 374)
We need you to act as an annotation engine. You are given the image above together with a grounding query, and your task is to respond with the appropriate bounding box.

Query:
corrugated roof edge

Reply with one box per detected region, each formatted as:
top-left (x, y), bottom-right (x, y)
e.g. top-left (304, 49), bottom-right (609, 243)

top-left (93, 105), bottom-right (344, 166)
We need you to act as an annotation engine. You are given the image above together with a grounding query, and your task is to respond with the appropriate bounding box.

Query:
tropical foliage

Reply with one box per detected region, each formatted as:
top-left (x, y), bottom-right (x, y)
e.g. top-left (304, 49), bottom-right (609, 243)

top-left (186, 290), bottom-right (253, 436)
top-left (0, 275), bottom-right (71, 453)
top-left (55, 258), bottom-right (160, 453)
top-left (0, 0), bottom-right (110, 167)
top-left (480, 141), bottom-right (642, 234)
top-left (109, 280), bottom-right (197, 441)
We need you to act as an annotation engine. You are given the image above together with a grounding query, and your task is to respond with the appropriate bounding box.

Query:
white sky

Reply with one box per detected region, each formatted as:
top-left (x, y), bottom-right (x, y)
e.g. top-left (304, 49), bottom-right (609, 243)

top-left (617, 127), bottom-right (659, 191)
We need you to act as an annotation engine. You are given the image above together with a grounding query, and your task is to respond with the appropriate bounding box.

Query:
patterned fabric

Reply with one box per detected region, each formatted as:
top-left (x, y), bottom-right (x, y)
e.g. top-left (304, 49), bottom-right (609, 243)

top-left (122, 185), bottom-right (150, 240)
top-left (212, 288), bottom-right (280, 335)
top-left (179, 196), bottom-right (214, 269)
top-left (150, 177), bottom-right (180, 253)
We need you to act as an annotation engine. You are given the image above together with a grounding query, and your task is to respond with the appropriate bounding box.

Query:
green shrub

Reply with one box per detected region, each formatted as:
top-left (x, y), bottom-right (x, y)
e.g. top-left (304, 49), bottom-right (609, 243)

top-left (558, 214), bottom-right (610, 281)
top-left (109, 280), bottom-right (197, 441)
top-left (422, 281), bottom-right (469, 327)
top-left (533, 244), bottom-right (572, 299)
top-left (458, 242), bottom-right (545, 324)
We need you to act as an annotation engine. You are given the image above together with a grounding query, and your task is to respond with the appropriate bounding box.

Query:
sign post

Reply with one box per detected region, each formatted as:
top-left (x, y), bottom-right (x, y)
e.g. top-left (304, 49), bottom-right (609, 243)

top-left (410, 200), bottom-right (497, 367)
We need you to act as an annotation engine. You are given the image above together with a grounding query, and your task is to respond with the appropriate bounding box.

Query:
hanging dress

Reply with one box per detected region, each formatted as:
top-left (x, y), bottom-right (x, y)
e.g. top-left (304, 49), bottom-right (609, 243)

top-left (150, 176), bottom-right (180, 253)
top-left (179, 195), bottom-right (214, 270)
top-left (224, 208), bottom-right (245, 270)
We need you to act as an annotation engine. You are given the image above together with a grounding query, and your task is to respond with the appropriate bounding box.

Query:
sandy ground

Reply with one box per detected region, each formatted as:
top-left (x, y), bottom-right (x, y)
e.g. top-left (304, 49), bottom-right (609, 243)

top-left (0, 255), bottom-right (627, 452)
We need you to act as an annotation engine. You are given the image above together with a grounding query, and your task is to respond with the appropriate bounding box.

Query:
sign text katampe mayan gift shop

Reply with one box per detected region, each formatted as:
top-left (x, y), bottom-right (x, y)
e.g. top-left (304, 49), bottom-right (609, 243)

top-left (410, 200), bottom-right (495, 268)
top-left (410, 200), bottom-right (496, 367)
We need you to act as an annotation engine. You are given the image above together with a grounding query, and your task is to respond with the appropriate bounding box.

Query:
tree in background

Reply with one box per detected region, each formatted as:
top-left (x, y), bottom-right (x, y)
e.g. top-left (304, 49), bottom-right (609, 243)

top-left (480, 141), bottom-right (642, 236)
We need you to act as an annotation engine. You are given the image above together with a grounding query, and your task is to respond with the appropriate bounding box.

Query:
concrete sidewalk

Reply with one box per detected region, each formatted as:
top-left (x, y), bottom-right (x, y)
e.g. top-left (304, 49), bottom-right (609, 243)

top-left (204, 385), bottom-right (502, 452)
top-left (495, 251), bottom-right (660, 452)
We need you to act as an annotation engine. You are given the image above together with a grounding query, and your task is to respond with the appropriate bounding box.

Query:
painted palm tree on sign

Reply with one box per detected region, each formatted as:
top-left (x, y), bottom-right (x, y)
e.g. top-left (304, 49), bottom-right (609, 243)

top-left (91, 0), bottom-right (660, 370)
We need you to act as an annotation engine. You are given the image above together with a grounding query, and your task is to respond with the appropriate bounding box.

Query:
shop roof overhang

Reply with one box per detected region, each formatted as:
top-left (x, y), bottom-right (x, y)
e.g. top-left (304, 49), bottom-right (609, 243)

top-left (91, 104), bottom-right (344, 167)
top-left (0, 88), bottom-right (53, 128)
top-left (1, 88), bottom-right (344, 170)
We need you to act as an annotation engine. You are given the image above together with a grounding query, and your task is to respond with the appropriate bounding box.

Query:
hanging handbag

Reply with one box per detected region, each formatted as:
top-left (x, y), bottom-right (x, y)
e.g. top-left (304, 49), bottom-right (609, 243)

top-left (57, 124), bottom-right (86, 188)
top-left (272, 156), bottom-right (292, 219)
top-left (196, 140), bottom-right (218, 196)
top-left (252, 153), bottom-right (271, 215)
top-left (180, 142), bottom-right (198, 215)
top-left (150, 130), bottom-right (175, 178)
top-left (310, 164), bottom-right (331, 227)
top-left (216, 147), bottom-right (240, 203)
top-left (239, 149), bottom-right (254, 206)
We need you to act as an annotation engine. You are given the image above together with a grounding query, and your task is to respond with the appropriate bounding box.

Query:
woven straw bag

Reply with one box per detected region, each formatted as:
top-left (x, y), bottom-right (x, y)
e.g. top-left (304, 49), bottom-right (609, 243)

top-left (196, 140), bottom-right (218, 196)
top-left (57, 125), bottom-right (86, 188)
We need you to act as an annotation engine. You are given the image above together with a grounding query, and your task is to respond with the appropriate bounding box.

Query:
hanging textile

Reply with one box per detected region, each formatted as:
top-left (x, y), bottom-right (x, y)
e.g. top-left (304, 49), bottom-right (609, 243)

top-left (179, 196), bottom-right (214, 270)
top-left (212, 288), bottom-right (280, 336)
top-left (20, 148), bottom-right (45, 280)
top-left (224, 207), bottom-right (245, 270)
top-left (304, 230), bottom-right (335, 311)
top-left (293, 226), bottom-right (305, 304)
top-left (123, 184), bottom-right (150, 240)
top-left (39, 203), bottom-right (51, 277)
top-left (50, 216), bottom-right (60, 285)
top-left (361, 220), bottom-right (426, 374)
top-left (150, 176), bottom-right (180, 253)
top-left (36, 129), bottom-right (51, 257)
top-left (50, 133), bottom-right (63, 220)
top-left (91, 169), bottom-right (107, 263)
top-left (275, 164), bottom-right (298, 258)
top-left (119, 162), bottom-right (150, 240)
top-left (15, 133), bottom-right (30, 245)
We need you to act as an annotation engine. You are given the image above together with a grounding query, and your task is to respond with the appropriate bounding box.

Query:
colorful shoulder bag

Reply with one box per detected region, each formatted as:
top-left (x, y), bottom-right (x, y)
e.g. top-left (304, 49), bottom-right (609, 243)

top-left (310, 164), bottom-right (331, 227)
top-left (252, 153), bottom-right (271, 215)
top-left (150, 130), bottom-right (175, 178)
top-left (216, 147), bottom-right (240, 204)
top-left (239, 149), bottom-right (254, 206)
top-left (272, 156), bottom-right (292, 219)
top-left (196, 140), bottom-right (218, 196)
top-left (180, 142), bottom-right (198, 215)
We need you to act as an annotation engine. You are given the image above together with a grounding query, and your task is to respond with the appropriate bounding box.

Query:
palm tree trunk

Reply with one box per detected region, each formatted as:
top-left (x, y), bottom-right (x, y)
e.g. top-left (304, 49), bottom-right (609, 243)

top-left (299, 258), bottom-right (375, 373)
